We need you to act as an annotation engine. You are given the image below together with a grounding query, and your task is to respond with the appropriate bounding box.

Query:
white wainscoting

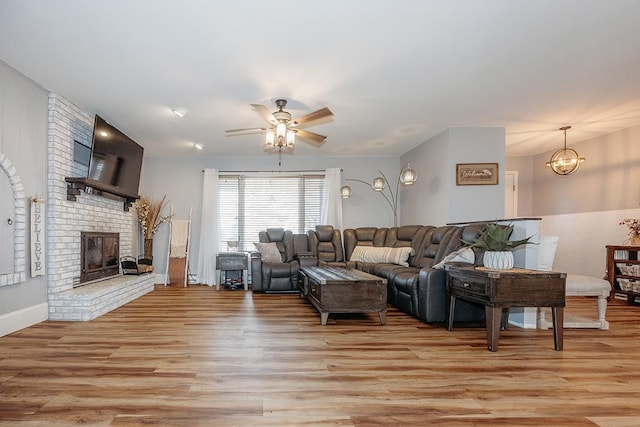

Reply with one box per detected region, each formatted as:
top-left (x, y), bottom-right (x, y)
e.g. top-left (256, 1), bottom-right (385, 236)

top-left (539, 208), bottom-right (640, 279)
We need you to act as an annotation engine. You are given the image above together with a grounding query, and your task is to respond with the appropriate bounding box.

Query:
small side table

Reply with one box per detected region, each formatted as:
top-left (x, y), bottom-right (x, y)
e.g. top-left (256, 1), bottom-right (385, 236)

top-left (216, 252), bottom-right (248, 290)
top-left (445, 263), bottom-right (566, 352)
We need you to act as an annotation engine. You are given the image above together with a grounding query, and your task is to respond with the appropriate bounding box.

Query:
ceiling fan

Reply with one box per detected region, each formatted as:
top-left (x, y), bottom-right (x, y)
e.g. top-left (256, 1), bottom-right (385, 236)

top-left (225, 99), bottom-right (334, 155)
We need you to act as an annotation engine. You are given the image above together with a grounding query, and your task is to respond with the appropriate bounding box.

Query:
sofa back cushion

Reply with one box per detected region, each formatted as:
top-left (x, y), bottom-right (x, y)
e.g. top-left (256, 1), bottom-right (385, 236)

top-left (383, 225), bottom-right (432, 267)
top-left (411, 226), bottom-right (463, 268)
top-left (411, 223), bottom-right (486, 268)
top-left (308, 225), bottom-right (344, 262)
top-left (460, 223), bottom-right (487, 265)
top-left (343, 227), bottom-right (388, 261)
top-left (259, 228), bottom-right (295, 262)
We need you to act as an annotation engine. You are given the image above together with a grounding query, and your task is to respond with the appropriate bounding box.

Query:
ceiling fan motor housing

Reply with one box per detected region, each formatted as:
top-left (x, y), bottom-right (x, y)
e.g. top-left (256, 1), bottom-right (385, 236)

top-left (273, 110), bottom-right (291, 123)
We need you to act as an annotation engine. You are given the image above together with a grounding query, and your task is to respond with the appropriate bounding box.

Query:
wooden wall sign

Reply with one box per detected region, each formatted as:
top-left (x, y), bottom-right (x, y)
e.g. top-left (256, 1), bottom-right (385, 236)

top-left (30, 198), bottom-right (45, 277)
top-left (456, 163), bottom-right (499, 185)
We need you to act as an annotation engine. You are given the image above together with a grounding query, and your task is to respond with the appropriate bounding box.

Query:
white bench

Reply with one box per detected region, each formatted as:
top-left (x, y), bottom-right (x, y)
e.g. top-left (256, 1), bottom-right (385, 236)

top-left (534, 235), bottom-right (610, 330)
top-left (537, 274), bottom-right (610, 330)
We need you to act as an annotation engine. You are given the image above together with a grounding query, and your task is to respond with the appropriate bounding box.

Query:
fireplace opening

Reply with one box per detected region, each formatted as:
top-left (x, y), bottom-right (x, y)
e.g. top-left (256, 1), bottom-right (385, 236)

top-left (80, 231), bottom-right (120, 284)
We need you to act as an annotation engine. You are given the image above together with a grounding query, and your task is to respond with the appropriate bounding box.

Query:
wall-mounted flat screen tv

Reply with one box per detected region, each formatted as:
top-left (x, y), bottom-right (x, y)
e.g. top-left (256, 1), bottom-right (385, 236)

top-left (88, 115), bottom-right (144, 197)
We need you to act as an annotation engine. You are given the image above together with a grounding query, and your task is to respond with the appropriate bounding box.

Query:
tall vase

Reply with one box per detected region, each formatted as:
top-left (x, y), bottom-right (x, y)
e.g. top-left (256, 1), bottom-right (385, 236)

top-left (143, 238), bottom-right (154, 260)
top-left (630, 235), bottom-right (640, 246)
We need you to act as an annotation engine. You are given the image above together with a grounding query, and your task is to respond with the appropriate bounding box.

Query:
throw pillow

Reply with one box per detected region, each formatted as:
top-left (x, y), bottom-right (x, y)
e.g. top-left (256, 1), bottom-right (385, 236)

top-left (432, 247), bottom-right (475, 269)
top-left (350, 246), bottom-right (413, 267)
top-left (537, 235), bottom-right (559, 271)
top-left (254, 242), bottom-right (283, 264)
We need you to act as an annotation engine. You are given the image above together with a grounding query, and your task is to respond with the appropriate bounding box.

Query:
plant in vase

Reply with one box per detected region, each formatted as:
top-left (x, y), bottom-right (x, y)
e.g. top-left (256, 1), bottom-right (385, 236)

top-left (619, 218), bottom-right (640, 246)
top-left (132, 195), bottom-right (173, 260)
top-left (462, 222), bottom-right (533, 270)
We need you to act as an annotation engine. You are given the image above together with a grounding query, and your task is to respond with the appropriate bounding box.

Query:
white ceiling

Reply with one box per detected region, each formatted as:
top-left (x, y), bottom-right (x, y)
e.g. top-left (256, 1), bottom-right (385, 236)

top-left (2, 0), bottom-right (640, 159)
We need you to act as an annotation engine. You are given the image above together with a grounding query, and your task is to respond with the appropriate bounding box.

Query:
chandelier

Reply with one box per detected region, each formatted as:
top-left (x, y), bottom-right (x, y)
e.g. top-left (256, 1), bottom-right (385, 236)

top-left (341, 163), bottom-right (417, 227)
top-left (545, 126), bottom-right (585, 175)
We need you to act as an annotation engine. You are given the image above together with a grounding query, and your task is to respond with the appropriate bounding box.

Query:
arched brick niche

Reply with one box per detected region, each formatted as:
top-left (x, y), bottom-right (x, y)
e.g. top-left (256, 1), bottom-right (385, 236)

top-left (0, 152), bottom-right (26, 287)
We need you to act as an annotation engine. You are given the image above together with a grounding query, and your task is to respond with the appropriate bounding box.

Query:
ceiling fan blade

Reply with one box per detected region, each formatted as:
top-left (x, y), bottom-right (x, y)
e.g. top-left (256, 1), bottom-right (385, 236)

top-left (225, 127), bottom-right (267, 133)
top-left (225, 127), bottom-right (268, 136)
top-left (291, 107), bottom-right (334, 128)
top-left (251, 104), bottom-right (276, 124)
top-left (296, 129), bottom-right (327, 147)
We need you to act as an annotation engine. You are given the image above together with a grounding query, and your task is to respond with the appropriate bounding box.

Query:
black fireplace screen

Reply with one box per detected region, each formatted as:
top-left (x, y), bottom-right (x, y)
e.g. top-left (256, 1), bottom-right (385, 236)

top-left (80, 231), bottom-right (119, 283)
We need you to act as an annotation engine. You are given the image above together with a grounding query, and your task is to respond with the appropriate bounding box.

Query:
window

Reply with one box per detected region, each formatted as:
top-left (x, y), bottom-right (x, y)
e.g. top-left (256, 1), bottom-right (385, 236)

top-left (219, 174), bottom-right (324, 251)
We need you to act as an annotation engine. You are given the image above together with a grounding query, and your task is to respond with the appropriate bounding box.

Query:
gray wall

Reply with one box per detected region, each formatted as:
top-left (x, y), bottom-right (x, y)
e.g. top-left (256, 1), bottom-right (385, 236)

top-left (401, 127), bottom-right (506, 225)
top-left (532, 124), bottom-right (640, 216)
top-left (139, 155), bottom-right (401, 276)
top-left (400, 129), bottom-right (450, 226)
top-left (506, 125), bottom-right (640, 277)
top-left (143, 126), bottom-right (507, 278)
top-left (0, 61), bottom-right (48, 317)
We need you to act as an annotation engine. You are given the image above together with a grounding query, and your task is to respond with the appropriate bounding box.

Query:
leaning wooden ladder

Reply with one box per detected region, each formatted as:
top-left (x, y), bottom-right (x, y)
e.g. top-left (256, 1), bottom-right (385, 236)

top-left (164, 206), bottom-right (192, 287)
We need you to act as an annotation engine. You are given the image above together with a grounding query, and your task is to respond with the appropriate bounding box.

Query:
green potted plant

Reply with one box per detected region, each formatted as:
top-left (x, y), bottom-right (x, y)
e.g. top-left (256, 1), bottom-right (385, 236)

top-left (462, 222), bottom-right (533, 270)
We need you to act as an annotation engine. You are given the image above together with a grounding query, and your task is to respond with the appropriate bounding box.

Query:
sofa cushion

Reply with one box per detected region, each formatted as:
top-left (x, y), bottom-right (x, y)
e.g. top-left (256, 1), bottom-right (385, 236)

top-left (350, 246), bottom-right (413, 267)
top-left (432, 247), bottom-right (475, 269)
top-left (254, 242), bottom-right (283, 264)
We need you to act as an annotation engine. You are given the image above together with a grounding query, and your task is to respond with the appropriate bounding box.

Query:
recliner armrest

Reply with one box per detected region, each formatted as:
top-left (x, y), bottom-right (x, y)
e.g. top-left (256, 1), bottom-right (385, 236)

top-left (295, 252), bottom-right (317, 267)
top-left (416, 267), bottom-right (447, 323)
top-left (250, 252), bottom-right (263, 291)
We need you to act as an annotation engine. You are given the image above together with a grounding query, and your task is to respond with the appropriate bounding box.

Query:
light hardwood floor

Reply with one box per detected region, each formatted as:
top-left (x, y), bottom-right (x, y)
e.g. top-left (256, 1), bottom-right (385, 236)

top-left (1, 285), bottom-right (640, 426)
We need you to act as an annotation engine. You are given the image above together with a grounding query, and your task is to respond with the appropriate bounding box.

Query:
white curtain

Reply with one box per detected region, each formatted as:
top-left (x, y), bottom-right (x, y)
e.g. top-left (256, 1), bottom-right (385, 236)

top-left (320, 167), bottom-right (343, 230)
top-left (197, 169), bottom-right (220, 286)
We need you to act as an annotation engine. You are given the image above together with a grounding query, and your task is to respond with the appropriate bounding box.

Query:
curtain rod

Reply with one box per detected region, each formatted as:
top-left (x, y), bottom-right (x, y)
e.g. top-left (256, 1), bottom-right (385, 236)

top-left (202, 169), bottom-right (342, 173)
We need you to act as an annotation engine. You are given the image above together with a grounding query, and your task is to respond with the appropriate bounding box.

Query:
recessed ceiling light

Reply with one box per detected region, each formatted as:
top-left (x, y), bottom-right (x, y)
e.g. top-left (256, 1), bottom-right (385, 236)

top-left (193, 143), bottom-right (203, 150)
top-left (171, 107), bottom-right (188, 118)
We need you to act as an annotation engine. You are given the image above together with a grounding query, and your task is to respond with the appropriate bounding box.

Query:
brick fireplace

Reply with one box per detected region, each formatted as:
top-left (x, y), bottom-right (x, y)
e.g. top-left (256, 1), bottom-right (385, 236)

top-left (46, 93), bottom-right (154, 321)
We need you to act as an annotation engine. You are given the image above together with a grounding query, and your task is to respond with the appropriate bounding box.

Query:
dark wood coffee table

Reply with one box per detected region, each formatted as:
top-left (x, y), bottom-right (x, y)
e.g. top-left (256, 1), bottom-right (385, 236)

top-left (298, 266), bottom-right (387, 325)
top-left (445, 264), bottom-right (566, 352)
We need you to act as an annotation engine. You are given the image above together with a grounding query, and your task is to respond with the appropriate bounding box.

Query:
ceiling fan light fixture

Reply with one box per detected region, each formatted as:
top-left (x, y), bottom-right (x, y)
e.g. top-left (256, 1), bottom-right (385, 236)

top-left (276, 122), bottom-right (287, 139)
top-left (286, 130), bottom-right (295, 147)
top-left (546, 126), bottom-right (586, 175)
top-left (265, 130), bottom-right (275, 146)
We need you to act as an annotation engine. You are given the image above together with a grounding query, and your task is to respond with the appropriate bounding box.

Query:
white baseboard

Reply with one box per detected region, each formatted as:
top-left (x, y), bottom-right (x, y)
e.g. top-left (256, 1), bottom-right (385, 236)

top-left (0, 303), bottom-right (49, 337)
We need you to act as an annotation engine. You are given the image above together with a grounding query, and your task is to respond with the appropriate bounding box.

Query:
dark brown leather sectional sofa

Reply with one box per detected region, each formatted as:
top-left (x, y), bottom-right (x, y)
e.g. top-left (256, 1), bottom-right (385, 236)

top-left (337, 224), bottom-right (485, 323)
top-left (252, 223), bottom-right (487, 324)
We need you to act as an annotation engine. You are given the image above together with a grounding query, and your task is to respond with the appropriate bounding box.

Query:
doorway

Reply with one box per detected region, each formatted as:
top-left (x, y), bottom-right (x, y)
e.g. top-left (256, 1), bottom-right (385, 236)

top-left (504, 171), bottom-right (518, 218)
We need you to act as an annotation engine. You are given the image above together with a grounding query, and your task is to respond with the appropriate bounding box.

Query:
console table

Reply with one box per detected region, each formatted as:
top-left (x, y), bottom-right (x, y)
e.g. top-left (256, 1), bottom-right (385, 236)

top-left (445, 264), bottom-right (566, 351)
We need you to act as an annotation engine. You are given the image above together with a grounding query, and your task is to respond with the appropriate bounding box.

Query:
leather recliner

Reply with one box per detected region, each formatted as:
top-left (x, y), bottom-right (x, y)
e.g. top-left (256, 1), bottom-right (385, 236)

top-left (307, 225), bottom-right (345, 266)
top-left (251, 228), bottom-right (300, 293)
